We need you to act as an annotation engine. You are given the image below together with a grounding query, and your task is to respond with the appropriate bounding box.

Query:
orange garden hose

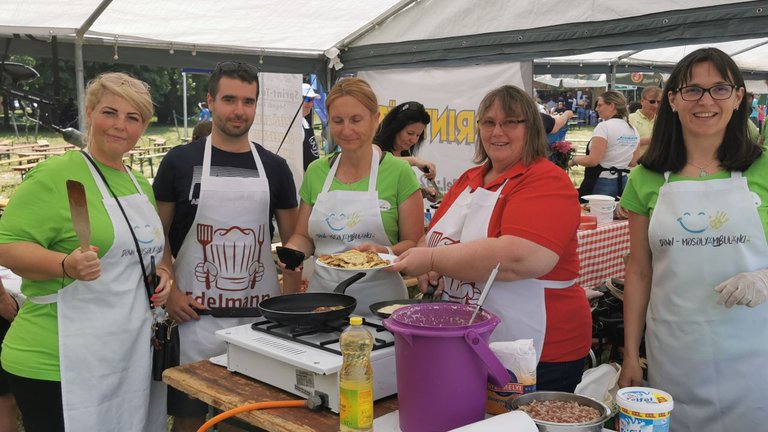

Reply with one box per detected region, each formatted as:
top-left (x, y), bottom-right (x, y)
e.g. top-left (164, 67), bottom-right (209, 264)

top-left (196, 399), bottom-right (308, 432)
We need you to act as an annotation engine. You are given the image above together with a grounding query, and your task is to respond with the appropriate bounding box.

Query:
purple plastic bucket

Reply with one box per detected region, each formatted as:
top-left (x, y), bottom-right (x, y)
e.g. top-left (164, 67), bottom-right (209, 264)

top-left (383, 303), bottom-right (508, 432)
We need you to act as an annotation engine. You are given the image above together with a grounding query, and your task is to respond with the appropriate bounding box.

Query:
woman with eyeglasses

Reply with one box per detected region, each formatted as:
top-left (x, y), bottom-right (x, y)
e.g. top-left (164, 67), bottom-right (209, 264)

top-left (282, 77), bottom-right (423, 314)
top-left (619, 48), bottom-right (768, 430)
top-left (570, 90), bottom-right (639, 200)
top-left (374, 101), bottom-right (440, 200)
top-left (389, 85), bottom-right (591, 392)
top-left (0, 72), bottom-right (172, 432)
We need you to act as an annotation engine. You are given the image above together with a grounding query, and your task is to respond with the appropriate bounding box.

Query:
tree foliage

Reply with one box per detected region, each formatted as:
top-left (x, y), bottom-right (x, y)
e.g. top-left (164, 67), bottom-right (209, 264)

top-left (5, 55), bottom-right (209, 125)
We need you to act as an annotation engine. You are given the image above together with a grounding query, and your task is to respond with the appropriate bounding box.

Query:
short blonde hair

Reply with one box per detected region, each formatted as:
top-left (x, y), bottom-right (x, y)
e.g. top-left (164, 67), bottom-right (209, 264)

top-left (474, 85), bottom-right (547, 166)
top-left (85, 72), bottom-right (153, 123)
top-left (326, 77), bottom-right (378, 115)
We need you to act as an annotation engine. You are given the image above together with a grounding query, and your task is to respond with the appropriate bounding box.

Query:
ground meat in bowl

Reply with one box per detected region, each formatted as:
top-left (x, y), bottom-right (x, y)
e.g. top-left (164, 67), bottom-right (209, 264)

top-left (518, 399), bottom-right (602, 423)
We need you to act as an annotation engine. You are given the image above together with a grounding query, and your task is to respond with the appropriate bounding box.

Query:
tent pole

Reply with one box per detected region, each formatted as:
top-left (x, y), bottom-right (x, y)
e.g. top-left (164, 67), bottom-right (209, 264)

top-left (182, 71), bottom-right (188, 141)
top-left (609, 63), bottom-right (616, 90)
top-left (75, 39), bottom-right (86, 134)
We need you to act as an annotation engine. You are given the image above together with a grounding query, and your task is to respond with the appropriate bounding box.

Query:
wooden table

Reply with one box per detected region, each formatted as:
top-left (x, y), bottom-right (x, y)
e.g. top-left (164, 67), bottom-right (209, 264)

top-left (163, 360), bottom-right (398, 432)
top-left (576, 219), bottom-right (630, 289)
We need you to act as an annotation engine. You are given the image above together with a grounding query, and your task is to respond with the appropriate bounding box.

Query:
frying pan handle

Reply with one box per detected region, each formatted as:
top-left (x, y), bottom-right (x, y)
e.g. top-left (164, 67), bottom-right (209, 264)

top-left (334, 272), bottom-right (366, 294)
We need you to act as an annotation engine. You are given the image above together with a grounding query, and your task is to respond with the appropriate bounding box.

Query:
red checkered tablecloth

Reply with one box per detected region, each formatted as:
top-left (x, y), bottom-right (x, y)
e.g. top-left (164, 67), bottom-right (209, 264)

top-left (577, 220), bottom-right (630, 289)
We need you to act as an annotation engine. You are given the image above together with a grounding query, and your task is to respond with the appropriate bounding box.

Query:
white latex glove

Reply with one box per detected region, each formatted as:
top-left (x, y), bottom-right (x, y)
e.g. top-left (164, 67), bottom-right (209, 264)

top-left (714, 269), bottom-right (768, 308)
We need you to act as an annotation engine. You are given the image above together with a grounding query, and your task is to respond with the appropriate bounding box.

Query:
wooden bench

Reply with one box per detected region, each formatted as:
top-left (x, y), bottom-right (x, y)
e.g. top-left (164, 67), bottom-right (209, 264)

top-left (136, 152), bottom-right (168, 177)
top-left (12, 163), bottom-right (39, 178)
top-left (0, 156), bottom-right (45, 167)
top-left (9, 143), bottom-right (43, 152)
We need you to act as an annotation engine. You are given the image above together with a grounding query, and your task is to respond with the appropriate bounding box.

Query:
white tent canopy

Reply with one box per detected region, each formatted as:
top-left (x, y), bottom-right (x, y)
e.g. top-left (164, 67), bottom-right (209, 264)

top-left (2, 0), bottom-right (767, 124)
top-left (3, 0), bottom-right (768, 73)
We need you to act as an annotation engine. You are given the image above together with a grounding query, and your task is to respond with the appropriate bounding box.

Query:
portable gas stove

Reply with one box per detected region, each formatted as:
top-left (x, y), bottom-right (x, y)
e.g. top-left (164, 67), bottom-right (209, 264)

top-left (215, 318), bottom-right (397, 413)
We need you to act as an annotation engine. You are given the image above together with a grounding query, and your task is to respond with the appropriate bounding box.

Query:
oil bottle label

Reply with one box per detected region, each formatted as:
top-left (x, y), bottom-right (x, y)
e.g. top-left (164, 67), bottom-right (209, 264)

top-left (339, 386), bottom-right (373, 428)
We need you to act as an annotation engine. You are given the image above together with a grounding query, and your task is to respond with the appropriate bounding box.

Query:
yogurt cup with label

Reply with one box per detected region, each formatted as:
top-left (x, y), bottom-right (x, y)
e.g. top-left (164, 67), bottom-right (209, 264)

top-left (616, 387), bottom-right (673, 432)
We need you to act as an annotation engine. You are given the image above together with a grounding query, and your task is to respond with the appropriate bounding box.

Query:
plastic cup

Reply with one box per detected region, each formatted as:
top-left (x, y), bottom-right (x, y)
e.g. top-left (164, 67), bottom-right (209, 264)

top-left (616, 387), bottom-right (674, 432)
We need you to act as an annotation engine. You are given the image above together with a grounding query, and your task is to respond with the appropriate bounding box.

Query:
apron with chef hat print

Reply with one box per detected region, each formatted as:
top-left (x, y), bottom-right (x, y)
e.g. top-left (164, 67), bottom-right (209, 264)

top-left (426, 180), bottom-right (574, 363)
top-left (174, 137), bottom-right (280, 364)
top-left (646, 171), bottom-right (768, 431)
top-left (308, 150), bottom-right (408, 317)
top-left (27, 152), bottom-right (164, 431)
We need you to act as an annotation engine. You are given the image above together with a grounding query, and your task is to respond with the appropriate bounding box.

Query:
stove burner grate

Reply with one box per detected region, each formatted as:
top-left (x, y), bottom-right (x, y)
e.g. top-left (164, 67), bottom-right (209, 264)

top-left (250, 319), bottom-right (394, 356)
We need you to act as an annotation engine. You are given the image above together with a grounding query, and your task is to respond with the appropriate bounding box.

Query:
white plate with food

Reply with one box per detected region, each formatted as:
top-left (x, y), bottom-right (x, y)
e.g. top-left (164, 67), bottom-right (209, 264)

top-left (315, 250), bottom-right (396, 272)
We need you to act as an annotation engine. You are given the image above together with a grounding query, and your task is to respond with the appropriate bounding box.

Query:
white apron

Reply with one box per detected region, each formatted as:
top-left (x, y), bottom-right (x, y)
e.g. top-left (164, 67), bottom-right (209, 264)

top-left (308, 151), bottom-right (407, 317)
top-left (174, 138), bottom-right (280, 364)
top-left (29, 153), bottom-right (165, 431)
top-left (647, 171), bottom-right (768, 431)
top-left (427, 181), bottom-right (573, 362)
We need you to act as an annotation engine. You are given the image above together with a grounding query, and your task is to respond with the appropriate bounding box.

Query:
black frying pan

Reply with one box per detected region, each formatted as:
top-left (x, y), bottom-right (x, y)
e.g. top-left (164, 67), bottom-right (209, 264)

top-left (258, 272), bottom-right (365, 327)
top-left (369, 298), bottom-right (451, 319)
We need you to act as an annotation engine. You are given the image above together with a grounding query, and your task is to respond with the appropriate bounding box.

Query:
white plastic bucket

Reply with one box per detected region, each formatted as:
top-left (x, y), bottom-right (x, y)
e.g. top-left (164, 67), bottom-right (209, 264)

top-left (583, 194), bottom-right (617, 225)
top-left (616, 387), bottom-right (674, 432)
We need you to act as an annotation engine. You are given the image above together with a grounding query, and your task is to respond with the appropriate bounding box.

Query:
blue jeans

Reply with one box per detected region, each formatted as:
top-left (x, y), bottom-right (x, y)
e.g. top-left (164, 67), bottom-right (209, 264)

top-left (591, 176), bottom-right (627, 198)
top-left (536, 357), bottom-right (587, 392)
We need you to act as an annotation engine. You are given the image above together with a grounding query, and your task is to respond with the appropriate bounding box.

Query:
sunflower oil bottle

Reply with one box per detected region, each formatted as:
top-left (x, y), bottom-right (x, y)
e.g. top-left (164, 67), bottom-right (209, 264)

top-left (339, 316), bottom-right (373, 431)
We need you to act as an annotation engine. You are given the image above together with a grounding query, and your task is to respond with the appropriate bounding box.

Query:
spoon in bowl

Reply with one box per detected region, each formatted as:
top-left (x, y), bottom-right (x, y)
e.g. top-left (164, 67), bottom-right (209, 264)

top-left (468, 262), bottom-right (501, 325)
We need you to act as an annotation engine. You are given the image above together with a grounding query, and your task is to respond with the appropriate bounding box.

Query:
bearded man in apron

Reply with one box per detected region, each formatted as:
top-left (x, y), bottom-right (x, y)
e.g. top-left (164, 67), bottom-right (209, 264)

top-left (389, 85), bottom-right (592, 392)
top-left (619, 48), bottom-right (768, 431)
top-left (281, 78), bottom-right (424, 316)
top-left (153, 62), bottom-right (299, 432)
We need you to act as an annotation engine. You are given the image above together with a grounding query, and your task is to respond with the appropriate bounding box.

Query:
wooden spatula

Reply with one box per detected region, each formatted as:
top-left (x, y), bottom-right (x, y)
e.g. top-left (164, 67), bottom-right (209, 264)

top-left (66, 180), bottom-right (90, 252)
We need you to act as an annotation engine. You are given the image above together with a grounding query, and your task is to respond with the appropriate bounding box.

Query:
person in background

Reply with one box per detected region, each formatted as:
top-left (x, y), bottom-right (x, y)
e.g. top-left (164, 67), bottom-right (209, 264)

top-left (619, 47), bottom-right (768, 431)
top-left (570, 91), bottom-right (639, 199)
top-left (301, 83), bottom-right (321, 171)
top-left (282, 77), bottom-right (423, 314)
top-left (389, 85), bottom-right (591, 392)
top-left (629, 86), bottom-right (663, 165)
top-left (190, 120), bottom-right (211, 143)
top-left (374, 101), bottom-right (439, 201)
top-left (0, 72), bottom-right (171, 432)
top-left (0, 280), bottom-right (18, 432)
top-left (153, 62), bottom-right (299, 432)
top-left (748, 92), bottom-right (758, 127)
top-left (197, 102), bottom-right (211, 123)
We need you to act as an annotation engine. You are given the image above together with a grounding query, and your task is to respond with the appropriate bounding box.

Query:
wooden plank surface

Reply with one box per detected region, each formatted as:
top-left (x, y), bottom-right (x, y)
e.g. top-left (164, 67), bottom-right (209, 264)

top-left (163, 360), bottom-right (398, 432)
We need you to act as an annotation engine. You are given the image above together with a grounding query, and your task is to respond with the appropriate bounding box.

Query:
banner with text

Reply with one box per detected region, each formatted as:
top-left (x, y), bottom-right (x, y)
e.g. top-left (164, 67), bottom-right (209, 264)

top-left (249, 73), bottom-right (304, 193)
top-left (359, 62), bottom-right (530, 196)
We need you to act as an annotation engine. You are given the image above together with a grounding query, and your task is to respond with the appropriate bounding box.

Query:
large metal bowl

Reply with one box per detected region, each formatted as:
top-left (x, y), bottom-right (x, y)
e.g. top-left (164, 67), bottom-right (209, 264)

top-left (511, 391), bottom-right (611, 432)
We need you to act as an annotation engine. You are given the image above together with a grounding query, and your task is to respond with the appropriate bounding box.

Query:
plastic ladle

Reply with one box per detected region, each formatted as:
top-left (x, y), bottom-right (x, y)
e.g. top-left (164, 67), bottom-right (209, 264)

top-left (468, 262), bottom-right (500, 325)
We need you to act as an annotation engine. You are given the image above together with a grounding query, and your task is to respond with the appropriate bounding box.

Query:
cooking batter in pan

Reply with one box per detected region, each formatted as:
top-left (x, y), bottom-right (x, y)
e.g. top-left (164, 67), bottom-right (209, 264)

top-left (152, 61), bottom-right (299, 432)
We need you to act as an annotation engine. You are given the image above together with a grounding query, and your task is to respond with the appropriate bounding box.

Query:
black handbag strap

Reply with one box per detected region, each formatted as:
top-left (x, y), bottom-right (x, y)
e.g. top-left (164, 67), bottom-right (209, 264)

top-left (80, 151), bottom-right (154, 308)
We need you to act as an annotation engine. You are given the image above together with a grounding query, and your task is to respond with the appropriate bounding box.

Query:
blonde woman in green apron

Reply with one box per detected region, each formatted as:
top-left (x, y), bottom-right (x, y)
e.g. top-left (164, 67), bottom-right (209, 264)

top-left (0, 72), bottom-right (172, 432)
top-left (282, 78), bottom-right (423, 316)
top-left (619, 48), bottom-right (768, 431)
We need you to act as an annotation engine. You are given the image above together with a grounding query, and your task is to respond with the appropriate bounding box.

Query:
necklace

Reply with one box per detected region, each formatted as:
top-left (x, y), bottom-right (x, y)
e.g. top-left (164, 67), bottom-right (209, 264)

top-left (687, 160), bottom-right (717, 177)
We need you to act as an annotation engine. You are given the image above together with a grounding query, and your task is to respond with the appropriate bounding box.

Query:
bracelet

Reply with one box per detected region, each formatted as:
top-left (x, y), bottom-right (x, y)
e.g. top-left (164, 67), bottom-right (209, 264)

top-left (429, 248), bottom-right (437, 272)
top-left (385, 246), bottom-right (394, 256)
top-left (61, 253), bottom-right (72, 279)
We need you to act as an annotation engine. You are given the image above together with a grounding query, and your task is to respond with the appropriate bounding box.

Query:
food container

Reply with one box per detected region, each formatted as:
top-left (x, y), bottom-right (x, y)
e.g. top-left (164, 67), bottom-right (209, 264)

top-left (582, 194), bottom-right (617, 226)
top-left (578, 214), bottom-right (598, 230)
top-left (615, 387), bottom-right (673, 432)
top-left (511, 391), bottom-right (610, 432)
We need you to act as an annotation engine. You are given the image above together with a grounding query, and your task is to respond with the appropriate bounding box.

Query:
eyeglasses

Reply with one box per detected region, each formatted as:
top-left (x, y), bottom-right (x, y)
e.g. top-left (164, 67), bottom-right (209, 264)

top-left (213, 61), bottom-right (259, 78)
top-left (645, 99), bottom-right (659, 105)
top-left (303, 96), bottom-right (313, 103)
top-left (477, 118), bottom-right (526, 132)
top-left (676, 84), bottom-right (737, 101)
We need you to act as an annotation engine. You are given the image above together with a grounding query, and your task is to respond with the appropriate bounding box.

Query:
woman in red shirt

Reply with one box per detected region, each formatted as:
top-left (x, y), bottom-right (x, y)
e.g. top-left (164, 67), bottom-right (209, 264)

top-left (389, 85), bottom-right (591, 392)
